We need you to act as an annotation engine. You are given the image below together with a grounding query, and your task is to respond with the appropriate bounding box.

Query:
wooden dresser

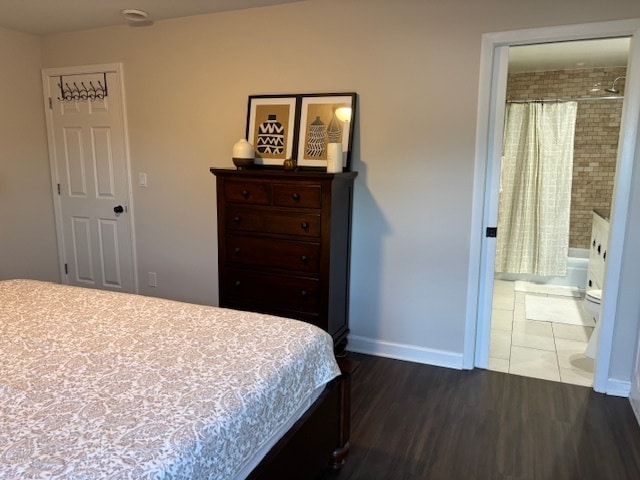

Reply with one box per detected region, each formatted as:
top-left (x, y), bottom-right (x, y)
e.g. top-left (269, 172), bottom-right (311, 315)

top-left (210, 168), bottom-right (357, 351)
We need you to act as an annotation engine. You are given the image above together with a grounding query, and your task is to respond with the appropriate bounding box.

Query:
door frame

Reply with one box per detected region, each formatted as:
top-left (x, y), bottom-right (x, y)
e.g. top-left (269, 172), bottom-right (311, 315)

top-left (464, 19), bottom-right (640, 395)
top-left (41, 62), bottom-right (139, 293)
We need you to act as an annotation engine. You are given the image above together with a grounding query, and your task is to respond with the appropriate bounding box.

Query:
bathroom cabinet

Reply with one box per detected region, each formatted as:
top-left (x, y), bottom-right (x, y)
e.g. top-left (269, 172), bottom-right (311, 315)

top-left (210, 167), bottom-right (357, 351)
top-left (587, 210), bottom-right (610, 290)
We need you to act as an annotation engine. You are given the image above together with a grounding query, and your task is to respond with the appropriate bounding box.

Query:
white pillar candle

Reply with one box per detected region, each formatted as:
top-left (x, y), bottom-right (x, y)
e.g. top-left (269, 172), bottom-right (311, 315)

top-left (326, 142), bottom-right (343, 173)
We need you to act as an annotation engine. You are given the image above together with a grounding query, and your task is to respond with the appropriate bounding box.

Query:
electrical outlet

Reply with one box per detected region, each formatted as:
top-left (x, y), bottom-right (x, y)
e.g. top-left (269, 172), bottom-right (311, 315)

top-left (148, 272), bottom-right (157, 287)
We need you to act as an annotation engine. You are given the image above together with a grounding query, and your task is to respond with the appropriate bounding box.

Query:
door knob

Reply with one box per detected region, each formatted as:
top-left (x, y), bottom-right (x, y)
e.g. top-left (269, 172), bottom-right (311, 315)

top-left (114, 205), bottom-right (124, 214)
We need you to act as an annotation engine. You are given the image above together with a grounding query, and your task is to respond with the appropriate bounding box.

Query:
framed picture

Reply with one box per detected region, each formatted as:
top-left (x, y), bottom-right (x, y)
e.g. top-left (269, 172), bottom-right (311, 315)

top-left (246, 95), bottom-right (298, 166)
top-left (296, 93), bottom-right (357, 171)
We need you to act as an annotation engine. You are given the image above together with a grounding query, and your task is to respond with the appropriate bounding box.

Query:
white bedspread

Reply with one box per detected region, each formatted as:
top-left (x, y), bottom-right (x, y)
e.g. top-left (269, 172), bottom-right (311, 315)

top-left (0, 279), bottom-right (341, 479)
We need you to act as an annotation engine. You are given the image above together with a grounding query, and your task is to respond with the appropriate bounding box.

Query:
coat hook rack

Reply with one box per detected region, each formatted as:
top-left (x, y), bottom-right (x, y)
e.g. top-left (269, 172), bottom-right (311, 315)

top-left (57, 72), bottom-right (108, 101)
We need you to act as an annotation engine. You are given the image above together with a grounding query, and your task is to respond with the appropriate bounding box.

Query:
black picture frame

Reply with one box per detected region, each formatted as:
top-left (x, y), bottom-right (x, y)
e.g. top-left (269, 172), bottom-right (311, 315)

top-left (296, 93), bottom-right (357, 171)
top-left (246, 95), bottom-right (298, 166)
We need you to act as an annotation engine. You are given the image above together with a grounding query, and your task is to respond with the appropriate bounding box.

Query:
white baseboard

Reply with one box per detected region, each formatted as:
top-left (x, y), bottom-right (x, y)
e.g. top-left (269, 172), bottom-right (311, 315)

top-left (606, 378), bottom-right (631, 397)
top-left (347, 335), bottom-right (465, 370)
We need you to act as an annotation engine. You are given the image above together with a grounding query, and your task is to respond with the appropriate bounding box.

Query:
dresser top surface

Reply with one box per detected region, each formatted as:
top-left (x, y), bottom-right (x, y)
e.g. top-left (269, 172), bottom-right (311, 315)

top-left (210, 167), bottom-right (357, 180)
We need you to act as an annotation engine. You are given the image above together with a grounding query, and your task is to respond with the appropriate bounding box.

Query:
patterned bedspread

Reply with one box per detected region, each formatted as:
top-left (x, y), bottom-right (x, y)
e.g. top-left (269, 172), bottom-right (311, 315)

top-left (0, 279), bottom-right (341, 479)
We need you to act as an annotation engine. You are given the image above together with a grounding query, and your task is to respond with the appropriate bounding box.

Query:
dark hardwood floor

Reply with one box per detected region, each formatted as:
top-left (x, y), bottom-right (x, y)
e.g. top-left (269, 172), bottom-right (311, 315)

top-left (321, 353), bottom-right (640, 480)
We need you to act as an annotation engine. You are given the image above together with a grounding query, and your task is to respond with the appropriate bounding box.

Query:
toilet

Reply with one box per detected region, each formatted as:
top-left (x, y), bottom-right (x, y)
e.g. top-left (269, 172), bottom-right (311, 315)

top-left (584, 289), bottom-right (602, 359)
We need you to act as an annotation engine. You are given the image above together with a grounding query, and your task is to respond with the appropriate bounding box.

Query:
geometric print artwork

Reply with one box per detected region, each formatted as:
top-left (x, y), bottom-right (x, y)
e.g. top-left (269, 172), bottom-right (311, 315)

top-left (302, 103), bottom-right (348, 160)
top-left (326, 110), bottom-right (342, 143)
top-left (257, 114), bottom-right (285, 155)
top-left (305, 109), bottom-right (343, 158)
top-left (306, 116), bottom-right (326, 157)
top-left (249, 100), bottom-right (295, 162)
top-left (247, 93), bottom-right (356, 169)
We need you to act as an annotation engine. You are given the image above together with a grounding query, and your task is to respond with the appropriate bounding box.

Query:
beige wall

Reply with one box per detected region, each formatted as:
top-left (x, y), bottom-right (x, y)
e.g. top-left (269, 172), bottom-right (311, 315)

top-left (5, 0), bottom-right (640, 376)
top-left (0, 27), bottom-right (59, 281)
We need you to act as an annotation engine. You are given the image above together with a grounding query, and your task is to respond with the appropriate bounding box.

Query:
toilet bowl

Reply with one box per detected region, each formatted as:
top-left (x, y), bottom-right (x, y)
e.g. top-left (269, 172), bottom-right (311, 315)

top-left (584, 289), bottom-right (602, 359)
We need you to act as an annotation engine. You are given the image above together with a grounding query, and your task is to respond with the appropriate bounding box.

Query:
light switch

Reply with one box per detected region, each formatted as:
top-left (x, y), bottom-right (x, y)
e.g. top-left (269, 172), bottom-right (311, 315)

top-left (139, 172), bottom-right (147, 187)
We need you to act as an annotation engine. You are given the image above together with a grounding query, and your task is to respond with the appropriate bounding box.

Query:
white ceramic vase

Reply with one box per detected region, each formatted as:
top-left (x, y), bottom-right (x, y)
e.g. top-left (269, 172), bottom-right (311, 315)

top-left (232, 139), bottom-right (255, 169)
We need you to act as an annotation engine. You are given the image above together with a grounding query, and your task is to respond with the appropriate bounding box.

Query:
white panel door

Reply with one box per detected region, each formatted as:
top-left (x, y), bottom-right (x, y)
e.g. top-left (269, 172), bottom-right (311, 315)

top-left (44, 67), bottom-right (136, 292)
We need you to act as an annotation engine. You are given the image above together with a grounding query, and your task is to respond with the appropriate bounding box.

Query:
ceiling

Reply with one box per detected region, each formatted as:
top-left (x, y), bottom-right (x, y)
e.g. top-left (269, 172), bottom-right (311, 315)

top-left (509, 38), bottom-right (630, 72)
top-left (0, 0), bottom-right (304, 36)
top-left (0, 2), bottom-right (631, 73)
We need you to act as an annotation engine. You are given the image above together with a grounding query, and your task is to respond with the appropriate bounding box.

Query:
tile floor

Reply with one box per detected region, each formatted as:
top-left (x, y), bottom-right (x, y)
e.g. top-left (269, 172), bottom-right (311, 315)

top-left (488, 279), bottom-right (595, 387)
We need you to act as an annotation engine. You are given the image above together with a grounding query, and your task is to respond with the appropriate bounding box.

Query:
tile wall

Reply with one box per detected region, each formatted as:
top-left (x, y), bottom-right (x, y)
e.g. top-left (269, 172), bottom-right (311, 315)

top-left (507, 67), bottom-right (625, 249)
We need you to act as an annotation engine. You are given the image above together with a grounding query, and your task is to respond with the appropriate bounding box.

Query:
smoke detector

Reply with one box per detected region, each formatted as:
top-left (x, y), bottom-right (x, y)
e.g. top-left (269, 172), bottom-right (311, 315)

top-left (121, 9), bottom-right (153, 26)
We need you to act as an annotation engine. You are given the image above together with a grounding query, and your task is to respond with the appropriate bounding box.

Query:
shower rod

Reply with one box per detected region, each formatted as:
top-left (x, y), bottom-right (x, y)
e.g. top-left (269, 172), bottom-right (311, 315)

top-left (507, 95), bottom-right (623, 104)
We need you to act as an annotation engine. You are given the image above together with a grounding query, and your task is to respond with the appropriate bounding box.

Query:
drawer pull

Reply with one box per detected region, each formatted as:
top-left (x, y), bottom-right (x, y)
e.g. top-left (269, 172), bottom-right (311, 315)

top-left (233, 216), bottom-right (241, 223)
top-left (597, 244), bottom-right (602, 254)
top-left (300, 290), bottom-right (308, 298)
top-left (301, 221), bottom-right (309, 230)
top-left (301, 255), bottom-right (308, 263)
top-left (292, 193), bottom-right (300, 200)
top-left (234, 247), bottom-right (241, 255)
top-left (234, 280), bottom-right (241, 288)
top-left (603, 250), bottom-right (606, 261)
top-left (241, 189), bottom-right (249, 198)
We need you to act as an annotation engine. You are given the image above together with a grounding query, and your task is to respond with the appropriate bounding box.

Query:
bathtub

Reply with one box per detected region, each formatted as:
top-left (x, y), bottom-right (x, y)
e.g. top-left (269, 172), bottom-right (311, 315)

top-left (495, 247), bottom-right (588, 289)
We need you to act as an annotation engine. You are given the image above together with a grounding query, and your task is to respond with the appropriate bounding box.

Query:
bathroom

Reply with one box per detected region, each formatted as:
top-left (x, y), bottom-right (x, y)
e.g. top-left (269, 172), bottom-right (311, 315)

top-left (488, 38), bottom-right (629, 386)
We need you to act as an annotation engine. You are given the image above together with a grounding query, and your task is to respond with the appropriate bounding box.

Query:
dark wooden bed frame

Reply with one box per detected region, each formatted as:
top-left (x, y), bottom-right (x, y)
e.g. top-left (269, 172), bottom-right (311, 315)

top-left (248, 358), bottom-right (356, 479)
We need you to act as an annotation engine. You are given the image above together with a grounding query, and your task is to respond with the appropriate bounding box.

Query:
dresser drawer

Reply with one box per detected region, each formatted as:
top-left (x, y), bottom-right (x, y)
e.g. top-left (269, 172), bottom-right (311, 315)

top-left (224, 181), bottom-right (270, 205)
top-left (226, 207), bottom-right (321, 237)
top-left (223, 269), bottom-right (319, 312)
top-left (226, 236), bottom-right (320, 273)
top-left (273, 183), bottom-right (321, 208)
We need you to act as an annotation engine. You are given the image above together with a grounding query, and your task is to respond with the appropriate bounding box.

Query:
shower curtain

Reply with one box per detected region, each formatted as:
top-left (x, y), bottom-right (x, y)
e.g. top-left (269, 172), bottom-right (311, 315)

top-left (495, 101), bottom-right (578, 276)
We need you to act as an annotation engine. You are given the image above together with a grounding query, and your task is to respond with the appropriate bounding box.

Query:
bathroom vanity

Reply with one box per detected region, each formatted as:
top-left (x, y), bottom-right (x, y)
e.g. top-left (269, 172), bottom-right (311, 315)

top-left (587, 210), bottom-right (610, 291)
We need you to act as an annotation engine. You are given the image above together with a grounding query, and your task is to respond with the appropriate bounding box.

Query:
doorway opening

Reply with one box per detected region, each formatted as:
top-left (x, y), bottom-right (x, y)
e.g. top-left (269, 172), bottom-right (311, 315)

top-left (487, 39), bottom-right (629, 386)
top-left (465, 19), bottom-right (640, 396)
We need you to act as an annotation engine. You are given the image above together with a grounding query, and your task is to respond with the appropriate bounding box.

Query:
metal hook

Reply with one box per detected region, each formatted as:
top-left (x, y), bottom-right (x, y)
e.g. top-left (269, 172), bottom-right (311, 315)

top-left (57, 73), bottom-right (109, 102)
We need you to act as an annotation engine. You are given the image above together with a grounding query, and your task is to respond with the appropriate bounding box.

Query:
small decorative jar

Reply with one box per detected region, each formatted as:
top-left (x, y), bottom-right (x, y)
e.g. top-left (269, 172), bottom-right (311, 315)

top-left (283, 158), bottom-right (297, 171)
top-left (232, 139), bottom-right (255, 169)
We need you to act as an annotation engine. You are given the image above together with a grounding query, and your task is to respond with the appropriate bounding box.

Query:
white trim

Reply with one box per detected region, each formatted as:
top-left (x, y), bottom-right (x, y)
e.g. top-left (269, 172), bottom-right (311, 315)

top-left (595, 28), bottom-right (640, 392)
top-left (465, 43), bottom-right (510, 370)
top-left (116, 64), bottom-right (139, 293)
top-left (348, 335), bottom-right (464, 370)
top-left (465, 19), bottom-right (640, 392)
top-left (463, 33), bottom-right (495, 369)
top-left (483, 19), bottom-right (640, 46)
top-left (41, 63), bottom-right (139, 293)
top-left (606, 379), bottom-right (632, 397)
top-left (42, 79), bottom-right (69, 283)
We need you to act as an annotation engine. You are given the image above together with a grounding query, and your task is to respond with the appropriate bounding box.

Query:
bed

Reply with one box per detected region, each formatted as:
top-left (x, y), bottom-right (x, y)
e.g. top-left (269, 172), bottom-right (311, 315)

top-left (0, 279), bottom-right (351, 479)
